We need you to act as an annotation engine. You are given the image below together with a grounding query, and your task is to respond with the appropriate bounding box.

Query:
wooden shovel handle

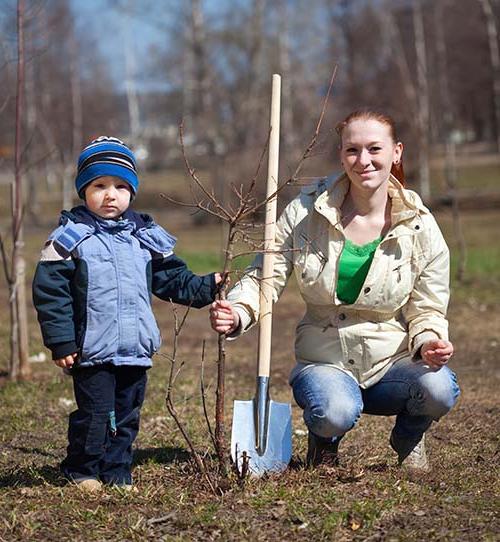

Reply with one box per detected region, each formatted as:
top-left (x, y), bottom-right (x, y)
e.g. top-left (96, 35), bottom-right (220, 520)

top-left (258, 74), bottom-right (281, 378)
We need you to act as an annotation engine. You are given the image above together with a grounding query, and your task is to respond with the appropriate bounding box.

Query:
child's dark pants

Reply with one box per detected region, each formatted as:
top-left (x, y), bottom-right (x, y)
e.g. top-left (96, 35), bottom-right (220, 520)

top-left (61, 364), bottom-right (148, 486)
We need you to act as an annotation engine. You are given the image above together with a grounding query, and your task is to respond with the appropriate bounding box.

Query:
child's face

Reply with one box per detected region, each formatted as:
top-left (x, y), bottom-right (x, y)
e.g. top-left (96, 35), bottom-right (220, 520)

top-left (84, 176), bottom-right (132, 219)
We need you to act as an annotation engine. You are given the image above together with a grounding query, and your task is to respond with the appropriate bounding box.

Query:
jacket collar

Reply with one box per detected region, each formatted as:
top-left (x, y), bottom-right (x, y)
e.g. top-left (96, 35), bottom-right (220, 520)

top-left (61, 206), bottom-right (156, 233)
top-left (313, 173), bottom-right (429, 234)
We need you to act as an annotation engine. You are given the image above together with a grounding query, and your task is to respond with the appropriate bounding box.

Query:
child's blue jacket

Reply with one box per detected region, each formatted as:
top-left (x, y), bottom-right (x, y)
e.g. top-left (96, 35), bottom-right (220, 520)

top-left (32, 206), bottom-right (217, 367)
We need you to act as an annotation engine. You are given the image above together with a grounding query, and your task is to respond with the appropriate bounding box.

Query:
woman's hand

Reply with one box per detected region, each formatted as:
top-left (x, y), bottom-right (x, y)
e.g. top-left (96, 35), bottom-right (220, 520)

top-left (420, 339), bottom-right (453, 369)
top-left (53, 352), bottom-right (78, 369)
top-left (209, 300), bottom-right (240, 334)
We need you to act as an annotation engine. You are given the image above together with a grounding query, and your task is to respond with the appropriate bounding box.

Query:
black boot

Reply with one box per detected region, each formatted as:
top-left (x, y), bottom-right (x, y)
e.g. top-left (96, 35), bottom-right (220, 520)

top-left (306, 432), bottom-right (342, 467)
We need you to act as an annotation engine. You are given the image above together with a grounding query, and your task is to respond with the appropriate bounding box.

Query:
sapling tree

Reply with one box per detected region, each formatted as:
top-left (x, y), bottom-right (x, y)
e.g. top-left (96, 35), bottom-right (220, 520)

top-left (162, 68), bottom-right (337, 484)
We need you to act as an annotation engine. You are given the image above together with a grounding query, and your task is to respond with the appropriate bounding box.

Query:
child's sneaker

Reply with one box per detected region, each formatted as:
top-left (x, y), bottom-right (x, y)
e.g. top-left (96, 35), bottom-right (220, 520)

top-left (390, 433), bottom-right (430, 472)
top-left (75, 478), bottom-right (102, 492)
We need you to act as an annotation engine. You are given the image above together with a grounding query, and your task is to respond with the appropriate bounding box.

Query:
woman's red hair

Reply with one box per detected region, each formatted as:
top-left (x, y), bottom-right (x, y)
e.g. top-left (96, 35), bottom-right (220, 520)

top-left (336, 110), bottom-right (405, 186)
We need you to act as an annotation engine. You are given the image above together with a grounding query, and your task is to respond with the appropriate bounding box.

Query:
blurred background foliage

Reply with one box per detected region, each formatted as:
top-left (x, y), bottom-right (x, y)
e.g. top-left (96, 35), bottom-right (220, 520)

top-left (0, 0), bottom-right (499, 225)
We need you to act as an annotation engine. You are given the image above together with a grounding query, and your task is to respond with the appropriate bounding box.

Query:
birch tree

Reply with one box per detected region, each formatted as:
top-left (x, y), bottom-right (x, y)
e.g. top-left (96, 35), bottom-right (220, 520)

top-left (434, 0), bottom-right (467, 281)
top-left (412, 0), bottom-right (431, 201)
top-left (1, 0), bottom-right (31, 381)
top-left (478, 0), bottom-right (500, 152)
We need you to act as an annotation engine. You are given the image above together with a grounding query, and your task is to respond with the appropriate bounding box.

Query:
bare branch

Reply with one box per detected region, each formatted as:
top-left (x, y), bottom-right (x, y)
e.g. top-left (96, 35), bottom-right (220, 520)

top-left (179, 122), bottom-right (232, 221)
top-left (164, 302), bottom-right (217, 493)
top-left (0, 233), bottom-right (12, 285)
top-left (160, 193), bottom-right (230, 221)
top-left (290, 64), bottom-right (338, 182)
top-left (200, 340), bottom-right (217, 451)
top-left (0, 95), bottom-right (10, 116)
top-left (245, 127), bottom-right (271, 198)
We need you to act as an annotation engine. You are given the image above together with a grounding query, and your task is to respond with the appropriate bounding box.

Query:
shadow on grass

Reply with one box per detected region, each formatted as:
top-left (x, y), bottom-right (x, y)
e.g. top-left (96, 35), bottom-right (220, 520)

top-left (133, 446), bottom-right (191, 466)
top-left (0, 464), bottom-right (65, 488)
top-left (0, 447), bottom-right (190, 489)
top-left (8, 445), bottom-right (59, 459)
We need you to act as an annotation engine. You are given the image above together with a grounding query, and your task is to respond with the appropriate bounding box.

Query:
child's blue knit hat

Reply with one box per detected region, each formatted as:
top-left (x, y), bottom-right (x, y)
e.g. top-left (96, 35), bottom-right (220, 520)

top-left (75, 136), bottom-right (139, 199)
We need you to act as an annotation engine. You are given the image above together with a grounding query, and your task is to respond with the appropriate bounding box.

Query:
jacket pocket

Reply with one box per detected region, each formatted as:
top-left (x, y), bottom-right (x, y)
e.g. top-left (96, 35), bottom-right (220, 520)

top-left (385, 256), bottom-right (419, 306)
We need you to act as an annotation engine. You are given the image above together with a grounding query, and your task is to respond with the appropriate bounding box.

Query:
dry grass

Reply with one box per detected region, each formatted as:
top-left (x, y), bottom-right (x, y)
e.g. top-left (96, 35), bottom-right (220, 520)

top-left (0, 204), bottom-right (498, 541)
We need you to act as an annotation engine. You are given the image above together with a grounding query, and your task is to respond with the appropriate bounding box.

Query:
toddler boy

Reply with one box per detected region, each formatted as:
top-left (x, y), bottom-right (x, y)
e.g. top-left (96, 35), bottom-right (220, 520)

top-left (33, 136), bottom-right (221, 490)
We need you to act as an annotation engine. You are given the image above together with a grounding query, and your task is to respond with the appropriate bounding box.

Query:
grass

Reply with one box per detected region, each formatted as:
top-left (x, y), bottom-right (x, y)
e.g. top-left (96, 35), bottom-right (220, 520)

top-left (430, 162), bottom-right (500, 195)
top-left (0, 172), bottom-right (499, 540)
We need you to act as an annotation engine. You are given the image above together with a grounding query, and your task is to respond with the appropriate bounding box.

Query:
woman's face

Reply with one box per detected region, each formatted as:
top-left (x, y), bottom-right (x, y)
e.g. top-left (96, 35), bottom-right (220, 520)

top-left (339, 119), bottom-right (403, 192)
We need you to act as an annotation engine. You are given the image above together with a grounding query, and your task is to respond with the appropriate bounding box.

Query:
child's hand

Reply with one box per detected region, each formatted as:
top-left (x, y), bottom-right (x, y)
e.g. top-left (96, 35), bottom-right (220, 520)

top-left (214, 273), bottom-right (229, 285)
top-left (420, 340), bottom-right (453, 369)
top-left (54, 353), bottom-right (78, 369)
top-left (210, 300), bottom-right (239, 334)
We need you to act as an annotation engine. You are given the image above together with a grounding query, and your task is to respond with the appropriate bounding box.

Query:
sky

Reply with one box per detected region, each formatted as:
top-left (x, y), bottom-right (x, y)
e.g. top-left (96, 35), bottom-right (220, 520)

top-left (70, 0), bottom-right (166, 91)
top-left (69, 0), bottom-right (229, 92)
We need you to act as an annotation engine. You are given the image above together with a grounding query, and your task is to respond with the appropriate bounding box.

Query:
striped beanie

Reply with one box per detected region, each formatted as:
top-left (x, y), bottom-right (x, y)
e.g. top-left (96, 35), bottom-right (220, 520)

top-left (75, 136), bottom-right (139, 199)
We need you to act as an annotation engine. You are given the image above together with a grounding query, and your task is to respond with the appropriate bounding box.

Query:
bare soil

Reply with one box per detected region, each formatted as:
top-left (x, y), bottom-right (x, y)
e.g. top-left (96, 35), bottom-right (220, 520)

top-left (0, 209), bottom-right (498, 541)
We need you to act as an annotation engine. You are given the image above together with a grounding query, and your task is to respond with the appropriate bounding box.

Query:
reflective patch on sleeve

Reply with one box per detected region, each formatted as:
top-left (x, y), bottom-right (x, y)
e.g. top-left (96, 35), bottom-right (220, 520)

top-left (56, 227), bottom-right (83, 251)
top-left (39, 241), bottom-right (71, 261)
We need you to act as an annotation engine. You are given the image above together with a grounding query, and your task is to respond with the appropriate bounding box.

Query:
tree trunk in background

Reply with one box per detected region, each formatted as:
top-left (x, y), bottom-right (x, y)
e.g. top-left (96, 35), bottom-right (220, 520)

top-left (413, 0), bottom-right (431, 201)
top-left (123, 3), bottom-right (141, 143)
top-left (377, 5), bottom-right (419, 117)
top-left (277, 0), bottom-right (295, 153)
top-left (188, 0), bottom-right (224, 215)
top-left (434, 1), bottom-right (467, 281)
top-left (65, 28), bottom-right (82, 211)
top-left (25, 49), bottom-right (40, 223)
top-left (182, 4), bottom-right (194, 128)
top-left (243, 0), bottom-right (264, 147)
top-left (10, 0), bottom-right (30, 381)
top-left (478, 0), bottom-right (500, 153)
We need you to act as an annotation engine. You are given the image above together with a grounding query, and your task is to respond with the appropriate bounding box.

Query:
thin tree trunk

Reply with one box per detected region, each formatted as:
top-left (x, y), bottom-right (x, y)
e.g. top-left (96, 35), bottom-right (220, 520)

top-left (413, 0), bottom-right (431, 201)
top-left (11, 0), bottom-right (30, 380)
top-left (123, 3), bottom-right (141, 141)
top-left (377, 4), bottom-right (418, 118)
top-left (25, 48), bottom-right (40, 222)
top-left (243, 0), bottom-right (264, 147)
top-left (478, 0), bottom-right (500, 152)
top-left (277, 0), bottom-right (295, 153)
top-left (65, 28), bottom-right (82, 211)
top-left (434, 1), bottom-right (467, 281)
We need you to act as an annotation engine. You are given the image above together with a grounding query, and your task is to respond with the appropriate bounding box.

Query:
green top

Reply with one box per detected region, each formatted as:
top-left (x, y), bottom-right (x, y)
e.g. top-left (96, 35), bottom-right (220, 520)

top-left (336, 237), bottom-right (382, 304)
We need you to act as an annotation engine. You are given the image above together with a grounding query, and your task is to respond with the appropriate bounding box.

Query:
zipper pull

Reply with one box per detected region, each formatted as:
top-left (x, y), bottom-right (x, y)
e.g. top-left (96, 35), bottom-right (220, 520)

top-left (109, 410), bottom-right (117, 437)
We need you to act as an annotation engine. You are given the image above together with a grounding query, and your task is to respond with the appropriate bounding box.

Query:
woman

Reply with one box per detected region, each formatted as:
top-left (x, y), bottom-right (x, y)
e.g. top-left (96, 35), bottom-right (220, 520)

top-left (210, 110), bottom-right (460, 471)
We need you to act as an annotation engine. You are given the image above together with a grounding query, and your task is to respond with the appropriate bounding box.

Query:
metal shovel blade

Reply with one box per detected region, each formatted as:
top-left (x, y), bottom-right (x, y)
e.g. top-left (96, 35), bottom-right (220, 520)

top-left (231, 398), bottom-right (292, 477)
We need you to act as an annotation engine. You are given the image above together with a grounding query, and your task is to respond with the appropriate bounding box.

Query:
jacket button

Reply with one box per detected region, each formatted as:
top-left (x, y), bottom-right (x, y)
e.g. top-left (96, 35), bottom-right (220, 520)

top-left (364, 287), bottom-right (371, 294)
top-left (348, 358), bottom-right (355, 365)
top-left (339, 313), bottom-right (346, 320)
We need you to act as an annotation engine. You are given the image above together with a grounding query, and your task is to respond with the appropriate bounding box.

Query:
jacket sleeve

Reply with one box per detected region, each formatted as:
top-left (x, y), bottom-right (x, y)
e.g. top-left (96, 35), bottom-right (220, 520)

top-left (402, 215), bottom-right (450, 357)
top-left (152, 253), bottom-right (217, 308)
top-left (32, 243), bottom-right (78, 359)
top-left (226, 198), bottom-right (297, 336)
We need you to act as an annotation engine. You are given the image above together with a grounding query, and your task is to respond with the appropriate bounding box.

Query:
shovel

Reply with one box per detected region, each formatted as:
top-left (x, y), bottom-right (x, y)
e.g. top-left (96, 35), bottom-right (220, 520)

top-left (230, 74), bottom-right (292, 476)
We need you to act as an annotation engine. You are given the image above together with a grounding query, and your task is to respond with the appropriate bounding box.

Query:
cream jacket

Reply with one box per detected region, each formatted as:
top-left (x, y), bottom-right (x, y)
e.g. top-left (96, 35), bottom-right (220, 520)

top-left (227, 174), bottom-right (450, 388)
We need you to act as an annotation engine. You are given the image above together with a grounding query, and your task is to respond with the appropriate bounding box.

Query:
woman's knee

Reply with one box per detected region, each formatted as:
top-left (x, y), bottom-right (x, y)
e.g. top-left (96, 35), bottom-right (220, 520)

top-left (303, 396), bottom-right (362, 438)
top-left (292, 365), bottom-right (363, 438)
top-left (414, 367), bottom-right (460, 419)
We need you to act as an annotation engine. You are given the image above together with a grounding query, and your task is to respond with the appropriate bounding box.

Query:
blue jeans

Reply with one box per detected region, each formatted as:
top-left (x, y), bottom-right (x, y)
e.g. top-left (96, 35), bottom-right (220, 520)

top-left (292, 357), bottom-right (460, 455)
top-left (61, 364), bottom-right (147, 485)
